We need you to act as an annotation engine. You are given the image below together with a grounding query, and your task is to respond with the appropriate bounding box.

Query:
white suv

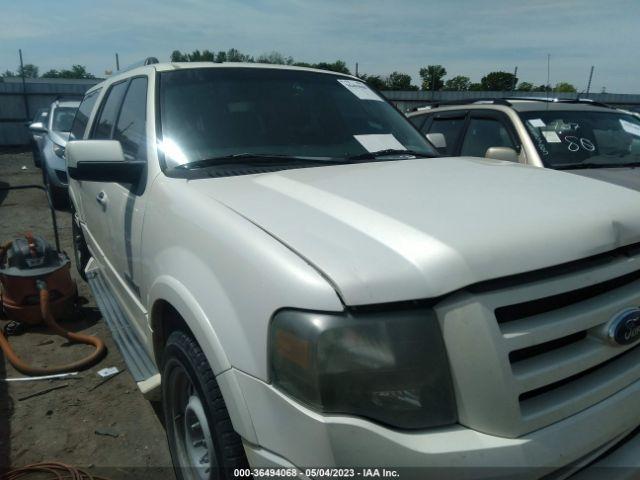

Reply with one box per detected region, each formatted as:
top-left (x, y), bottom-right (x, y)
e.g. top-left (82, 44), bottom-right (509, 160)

top-left (66, 61), bottom-right (640, 479)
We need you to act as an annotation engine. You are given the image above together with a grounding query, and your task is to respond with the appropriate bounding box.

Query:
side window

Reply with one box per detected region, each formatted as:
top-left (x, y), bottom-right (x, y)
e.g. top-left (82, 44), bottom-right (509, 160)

top-left (114, 78), bottom-right (148, 161)
top-left (70, 90), bottom-right (100, 141)
top-left (460, 117), bottom-right (516, 158)
top-left (92, 81), bottom-right (128, 139)
top-left (409, 114), bottom-right (427, 129)
top-left (424, 114), bottom-right (466, 155)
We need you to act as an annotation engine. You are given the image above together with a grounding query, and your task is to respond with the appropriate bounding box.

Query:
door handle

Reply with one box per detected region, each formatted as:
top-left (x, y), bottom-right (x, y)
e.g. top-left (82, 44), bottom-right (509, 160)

top-left (96, 191), bottom-right (108, 207)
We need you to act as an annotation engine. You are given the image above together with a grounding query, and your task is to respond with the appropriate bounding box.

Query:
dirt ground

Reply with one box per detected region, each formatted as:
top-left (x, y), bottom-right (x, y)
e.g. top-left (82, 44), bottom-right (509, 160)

top-left (0, 150), bottom-right (175, 479)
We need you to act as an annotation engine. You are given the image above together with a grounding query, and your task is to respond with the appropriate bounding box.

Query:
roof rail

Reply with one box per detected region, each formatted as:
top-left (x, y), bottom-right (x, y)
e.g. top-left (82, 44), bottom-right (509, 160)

top-left (499, 97), bottom-right (614, 109)
top-left (118, 57), bottom-right (159, 74)
top-left (427, 98), bottom-right (512, 108)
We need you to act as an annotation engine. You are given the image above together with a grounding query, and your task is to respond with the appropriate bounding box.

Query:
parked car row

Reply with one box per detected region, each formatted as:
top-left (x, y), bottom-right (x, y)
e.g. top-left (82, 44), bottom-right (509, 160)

top-left (46, 60), bottom-right (640, 479)
top-left (27, 98), bottom-right (81, 209)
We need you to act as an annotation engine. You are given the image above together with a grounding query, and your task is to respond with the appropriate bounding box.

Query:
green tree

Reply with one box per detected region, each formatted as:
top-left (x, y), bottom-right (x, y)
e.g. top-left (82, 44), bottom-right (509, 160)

top-left (419, 65), bottom-right (446, 91)
top-left (468, 82), bottom-right (483, 91)
top-left (480, 71), bottom-right (518, 91)
top-left (19, 63), bottom-right (39, 78)
top-left (554, 82), bottom-right (577, 93)
top-left (226, 48), bottom-right (254, 62)
top-left (313, 60), bottom-right (350, 75)
top-left (536, 84), bottom-right (551, 92)
top-left (443, 75), bottom-right (471, 91)
top-left (214, 51), bottom-right (227, 63)
top-left (386, 71), bottom-right (418, 91)
top-left (358, 73), bottom-right (386, 90)
top-left (257, 51), bottom-right (294, 65)
top-left (44, 65), bottom-right (95, 79)
top-left (170, 50), bottom-right (188, 62)
top-left (2, 70), bottom-right (16, 77)
top-left (42, 69), bottom-right (61, 78)
top-left (516, 81), bottom-right (534, 91)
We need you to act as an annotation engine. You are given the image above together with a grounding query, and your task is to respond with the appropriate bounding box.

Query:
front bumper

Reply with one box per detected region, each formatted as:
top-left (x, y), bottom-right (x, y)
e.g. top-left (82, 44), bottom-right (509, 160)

top-left (230, 368), bottom-right (640, 479)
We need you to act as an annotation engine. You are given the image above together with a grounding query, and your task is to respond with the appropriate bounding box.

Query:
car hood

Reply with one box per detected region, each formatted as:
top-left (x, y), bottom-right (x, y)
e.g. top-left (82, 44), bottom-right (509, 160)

top-left (567, 167), bottom-right (640, 192)
top-left (190, 157), bottom-right (640, 306)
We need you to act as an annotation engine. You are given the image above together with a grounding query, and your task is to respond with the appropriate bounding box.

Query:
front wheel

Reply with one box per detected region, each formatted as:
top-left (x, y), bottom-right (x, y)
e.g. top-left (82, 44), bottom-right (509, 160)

top-left (42, 169), bottom-right (69, 211)
top-left (162, 330), bottom-right (249, 480)
top-left (71, 212), bottom-right (90, 281)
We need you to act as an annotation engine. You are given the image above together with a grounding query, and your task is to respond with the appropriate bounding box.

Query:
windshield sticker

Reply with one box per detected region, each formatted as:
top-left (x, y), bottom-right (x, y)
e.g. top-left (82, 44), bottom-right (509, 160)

top-left (338, 79), bottom-right (384, 102)
top-left (542, 131), bottom-right (561, 143)
top-left (620, 119), bottom-right (640, 137)
top-left (528, 118), bottom-right (546, 128)
top-left (354, 134), bottom-right (406, 152)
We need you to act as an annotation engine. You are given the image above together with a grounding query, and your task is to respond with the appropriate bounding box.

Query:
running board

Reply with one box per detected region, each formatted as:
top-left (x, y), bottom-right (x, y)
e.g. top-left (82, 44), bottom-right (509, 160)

top-left (85, 259), bottom-right (159, 390)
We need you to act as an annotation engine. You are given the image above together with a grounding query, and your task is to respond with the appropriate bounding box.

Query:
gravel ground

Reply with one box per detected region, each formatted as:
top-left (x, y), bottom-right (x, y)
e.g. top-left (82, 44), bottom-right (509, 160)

top-left (0, 150), bottom-right (175, 479)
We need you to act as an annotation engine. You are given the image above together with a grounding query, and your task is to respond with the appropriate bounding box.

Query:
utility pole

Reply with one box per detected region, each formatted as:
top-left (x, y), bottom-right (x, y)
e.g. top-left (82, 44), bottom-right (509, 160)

top-left (546, 54), bottom-right (551, 102)
top-left (115, 53), bottom-right (120, 72)
top-left (585, 65), bottom-right (594, 96)
top-left (18, 49), bottom-right (29, 120)
top-left (355, 62), bottom-right (359, 77)
top-left (512, 66), bottom-right (518, 91)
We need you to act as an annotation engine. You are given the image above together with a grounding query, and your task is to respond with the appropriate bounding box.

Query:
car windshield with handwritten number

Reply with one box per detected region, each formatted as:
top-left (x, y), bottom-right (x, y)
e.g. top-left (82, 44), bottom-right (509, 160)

top-left (520, 110), bottom-right (640, 169)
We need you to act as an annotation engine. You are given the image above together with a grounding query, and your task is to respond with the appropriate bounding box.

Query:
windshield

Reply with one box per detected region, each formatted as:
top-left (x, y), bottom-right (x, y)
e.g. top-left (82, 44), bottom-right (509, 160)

top-left (520, 110), bottom-right (640, 168)
top-left (158, 68), bottom-right (436, 171)
top-left (51, 106), bottom-right (78, 133)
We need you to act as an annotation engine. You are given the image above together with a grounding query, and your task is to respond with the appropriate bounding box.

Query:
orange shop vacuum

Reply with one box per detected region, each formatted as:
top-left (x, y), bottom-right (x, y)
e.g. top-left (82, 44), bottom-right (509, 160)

top-left (0, 184), bottom-right (105, 376)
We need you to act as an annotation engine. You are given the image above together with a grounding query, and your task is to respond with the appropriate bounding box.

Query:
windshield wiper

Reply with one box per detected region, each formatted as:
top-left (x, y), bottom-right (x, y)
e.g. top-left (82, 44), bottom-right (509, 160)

top-left (346, 149), bottom-right (434, 161)
top-left (173, 153), bottom-right (346, 170)
top-left (555, 162), bottom-right (640, 170)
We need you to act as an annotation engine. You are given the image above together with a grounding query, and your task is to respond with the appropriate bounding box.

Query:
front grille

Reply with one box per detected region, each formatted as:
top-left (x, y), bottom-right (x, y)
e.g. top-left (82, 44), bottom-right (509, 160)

top-left (436, 246), bottom-right (640, 438)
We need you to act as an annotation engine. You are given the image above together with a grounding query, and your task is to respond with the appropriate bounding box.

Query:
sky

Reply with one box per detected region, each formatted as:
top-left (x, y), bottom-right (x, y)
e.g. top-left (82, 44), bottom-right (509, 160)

top-left (1, 0), bottom-right (638, 93)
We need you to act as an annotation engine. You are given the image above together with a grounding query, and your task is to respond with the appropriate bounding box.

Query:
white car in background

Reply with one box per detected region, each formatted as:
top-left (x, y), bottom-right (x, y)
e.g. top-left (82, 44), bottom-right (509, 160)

top-left (408, 98), bottom-right (640, 191)
top-left (66, 62), bottom-right (640, 479)
top-left (29, 98), bottom-right (80, 209)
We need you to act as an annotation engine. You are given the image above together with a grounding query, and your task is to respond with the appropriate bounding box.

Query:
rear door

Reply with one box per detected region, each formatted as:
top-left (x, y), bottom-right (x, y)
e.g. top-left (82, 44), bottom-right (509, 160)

top-left (79, 81), bottom-right (129, 268)
top-left (459, 109), bottom-right (521, 160)
top-left (421, 110), bottom-right (468, 156)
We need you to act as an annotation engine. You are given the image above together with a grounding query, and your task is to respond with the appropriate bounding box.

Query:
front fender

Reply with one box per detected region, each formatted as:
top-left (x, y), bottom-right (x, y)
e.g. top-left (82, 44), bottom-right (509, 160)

top-left (148, 274), bottom-right (230, 374)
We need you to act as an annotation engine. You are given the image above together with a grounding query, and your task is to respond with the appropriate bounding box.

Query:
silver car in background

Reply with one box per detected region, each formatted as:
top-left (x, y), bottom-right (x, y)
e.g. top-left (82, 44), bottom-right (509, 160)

top-left (29, 98), bottom-right (80, 209)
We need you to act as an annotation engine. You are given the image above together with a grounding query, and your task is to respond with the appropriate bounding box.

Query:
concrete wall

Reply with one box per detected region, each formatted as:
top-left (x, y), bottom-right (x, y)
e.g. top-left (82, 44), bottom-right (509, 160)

top-left (0, 77), bottom-right (101, 146)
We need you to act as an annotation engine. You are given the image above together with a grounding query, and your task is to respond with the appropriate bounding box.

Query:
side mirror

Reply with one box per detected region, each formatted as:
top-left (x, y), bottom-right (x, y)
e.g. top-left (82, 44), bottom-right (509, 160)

top-left (485, 146), bottom-right (519, 163)
top-left (426, 132), bottom-right (447, 150)
top-left (29, 122), bottom-right (47, 133)
top-left (66, 140), bottom-right (144, 182)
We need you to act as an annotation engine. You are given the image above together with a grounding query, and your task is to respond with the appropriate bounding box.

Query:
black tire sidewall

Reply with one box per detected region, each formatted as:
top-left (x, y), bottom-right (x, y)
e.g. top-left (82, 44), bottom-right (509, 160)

top-left (162, 331), bottom-right (246, 480)
top-left (71, 214), bottom-right (89, 281)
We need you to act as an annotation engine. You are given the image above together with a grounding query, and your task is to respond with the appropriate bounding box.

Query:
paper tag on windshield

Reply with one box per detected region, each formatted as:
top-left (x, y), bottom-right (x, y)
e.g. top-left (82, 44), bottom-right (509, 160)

top-left (542, 131), bottom-right (561, 143)
top-left (620, 119), bottom-right (640, 137)
top-left (354, 134), bottom-right (406, 152)
top-left (338, 79), bottom-right (383, 101)
top-left (528, 118), bottom-right (545, 128)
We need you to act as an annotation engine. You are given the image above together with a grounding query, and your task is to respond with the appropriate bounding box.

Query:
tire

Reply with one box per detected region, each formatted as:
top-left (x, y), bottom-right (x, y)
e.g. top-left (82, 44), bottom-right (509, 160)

top-left (42, 168), bottom-right (69, 211)
top-left (162, 330), bottom-right (249, 480)
top-left (71, 211), bottom-right (90, 281)
top-left (32, 145), bottom-right (41, 168)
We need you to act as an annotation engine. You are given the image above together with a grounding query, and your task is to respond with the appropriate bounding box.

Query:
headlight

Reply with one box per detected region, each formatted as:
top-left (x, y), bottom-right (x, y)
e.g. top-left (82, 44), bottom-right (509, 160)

top-left (53, 143), bottom-right (65, 158)
top-left (269, 308), bottom-right (457, 429)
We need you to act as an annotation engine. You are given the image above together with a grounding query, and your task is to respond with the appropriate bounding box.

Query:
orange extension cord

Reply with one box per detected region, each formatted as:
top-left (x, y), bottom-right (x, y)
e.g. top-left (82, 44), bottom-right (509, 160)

top-left (0, 284), bottom-right (106, 376)
top-left (1, 461), bottom-right (110, 480)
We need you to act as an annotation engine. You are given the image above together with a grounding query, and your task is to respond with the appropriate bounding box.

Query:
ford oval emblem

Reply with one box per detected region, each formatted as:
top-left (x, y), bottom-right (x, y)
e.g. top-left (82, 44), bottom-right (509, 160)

top-left (608, 308), bottom-right (640, 346)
